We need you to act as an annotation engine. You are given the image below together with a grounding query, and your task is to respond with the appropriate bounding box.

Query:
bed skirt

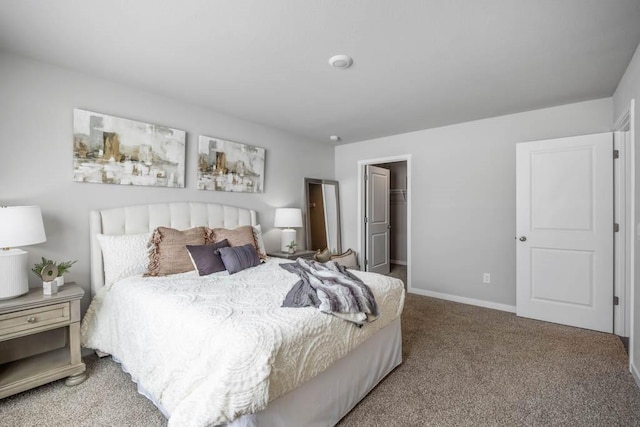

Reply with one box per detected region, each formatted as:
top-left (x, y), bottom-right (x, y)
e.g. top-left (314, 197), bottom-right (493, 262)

top-left (227, 317), bottom-right (402, 427)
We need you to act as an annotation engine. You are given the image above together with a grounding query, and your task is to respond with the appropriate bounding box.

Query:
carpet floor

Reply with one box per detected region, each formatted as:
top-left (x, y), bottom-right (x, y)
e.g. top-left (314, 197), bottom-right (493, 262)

top-left (2, 293), bottom-right (639, 426)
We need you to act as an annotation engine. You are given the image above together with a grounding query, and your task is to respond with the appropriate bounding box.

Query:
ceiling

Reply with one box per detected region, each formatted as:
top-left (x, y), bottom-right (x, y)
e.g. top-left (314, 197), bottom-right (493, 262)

top-left (1, 1), bottom-right (639, 145)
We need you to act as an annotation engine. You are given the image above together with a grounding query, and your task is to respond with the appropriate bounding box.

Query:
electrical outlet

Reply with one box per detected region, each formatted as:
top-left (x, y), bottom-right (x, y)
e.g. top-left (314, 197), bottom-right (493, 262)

top-left (483, 273), bottom-right (491, 284)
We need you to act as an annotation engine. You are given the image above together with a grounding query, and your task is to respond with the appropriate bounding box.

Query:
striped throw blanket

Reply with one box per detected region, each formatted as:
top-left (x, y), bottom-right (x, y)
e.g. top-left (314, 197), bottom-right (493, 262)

top-left (280, 258), bottom-right (379, 325)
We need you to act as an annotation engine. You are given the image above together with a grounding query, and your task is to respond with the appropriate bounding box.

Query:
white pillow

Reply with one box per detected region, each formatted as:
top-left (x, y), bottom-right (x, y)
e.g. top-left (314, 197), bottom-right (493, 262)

top-left (96, 232), bottom-right (151, 286)
top-left (253, 224), bottom-right (267, 259)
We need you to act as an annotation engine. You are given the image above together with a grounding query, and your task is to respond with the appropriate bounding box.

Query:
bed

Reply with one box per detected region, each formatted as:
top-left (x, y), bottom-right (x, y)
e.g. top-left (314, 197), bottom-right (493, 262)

top-left (81, 202), bottom-right (404, 427)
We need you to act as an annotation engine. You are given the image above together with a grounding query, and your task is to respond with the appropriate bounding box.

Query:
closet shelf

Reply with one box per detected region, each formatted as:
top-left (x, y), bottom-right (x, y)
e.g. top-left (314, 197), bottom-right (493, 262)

top-left (390, 189), bottom-right (407, 202)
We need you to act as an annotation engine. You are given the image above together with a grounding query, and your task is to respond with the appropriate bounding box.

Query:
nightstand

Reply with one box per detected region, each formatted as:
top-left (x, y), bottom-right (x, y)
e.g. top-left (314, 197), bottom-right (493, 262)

top-left (268, 250), bottom-right (316, 260)
top-left (0, 283), bottom-right (87, 399)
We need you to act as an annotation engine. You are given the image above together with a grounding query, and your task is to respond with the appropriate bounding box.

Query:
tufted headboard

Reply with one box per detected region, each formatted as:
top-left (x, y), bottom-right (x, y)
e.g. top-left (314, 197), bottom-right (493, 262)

top-left (89, 202), bottom-right (257, 296)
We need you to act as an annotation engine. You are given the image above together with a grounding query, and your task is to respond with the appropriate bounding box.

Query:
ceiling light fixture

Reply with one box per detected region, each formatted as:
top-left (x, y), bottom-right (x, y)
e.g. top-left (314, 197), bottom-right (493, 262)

top-left (328, 55), bottom-right (353, 69)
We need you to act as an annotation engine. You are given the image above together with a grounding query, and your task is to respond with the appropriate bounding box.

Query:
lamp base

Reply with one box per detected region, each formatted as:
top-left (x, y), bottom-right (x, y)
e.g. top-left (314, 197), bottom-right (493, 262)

top-left (0, 249), bottom-right (29, 300)
top-left (281, 229), bottom-right (297, 252)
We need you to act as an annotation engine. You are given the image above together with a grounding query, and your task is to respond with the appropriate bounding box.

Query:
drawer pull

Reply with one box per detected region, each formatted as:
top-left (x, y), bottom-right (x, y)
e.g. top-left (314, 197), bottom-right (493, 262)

top-left (27, 317), bottom-right (37, 323)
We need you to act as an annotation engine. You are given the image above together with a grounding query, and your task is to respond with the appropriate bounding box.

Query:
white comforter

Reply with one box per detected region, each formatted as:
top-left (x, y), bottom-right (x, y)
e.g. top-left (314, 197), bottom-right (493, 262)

top-left (81, 259), bottom-right (404, 426)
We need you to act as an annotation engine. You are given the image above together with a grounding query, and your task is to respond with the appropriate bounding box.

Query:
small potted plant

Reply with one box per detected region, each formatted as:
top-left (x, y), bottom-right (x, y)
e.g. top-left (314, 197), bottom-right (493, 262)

top-left (32, 257), bottom-right (76, 287)
top-left (286, 241), bottom-right (297, 254)
top-left (55, 260), bottom-right (76, 287)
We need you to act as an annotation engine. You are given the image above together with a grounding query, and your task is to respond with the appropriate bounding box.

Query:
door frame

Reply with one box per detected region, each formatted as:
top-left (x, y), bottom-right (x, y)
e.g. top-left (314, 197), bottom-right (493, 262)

top-left (357, 154), bottom-right (412, 289)
top-left (614, 100), bottom-right (635, 367)
top-left (614, 128), bottom-right (633, 338)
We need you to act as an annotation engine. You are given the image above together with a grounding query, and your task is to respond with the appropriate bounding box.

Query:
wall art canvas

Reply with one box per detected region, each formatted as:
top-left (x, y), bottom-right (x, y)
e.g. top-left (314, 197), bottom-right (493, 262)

top-left (197, 135), bottom-right (265, 193)
top-left (73, 109), bottom-right (186, 187)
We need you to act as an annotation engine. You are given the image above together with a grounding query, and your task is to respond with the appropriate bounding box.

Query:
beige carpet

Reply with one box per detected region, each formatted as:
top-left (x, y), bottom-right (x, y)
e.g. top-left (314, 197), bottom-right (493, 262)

top-left (339, 295), bottom-right (640, 426)
top-left (2, 294), bottom-right (640, 426)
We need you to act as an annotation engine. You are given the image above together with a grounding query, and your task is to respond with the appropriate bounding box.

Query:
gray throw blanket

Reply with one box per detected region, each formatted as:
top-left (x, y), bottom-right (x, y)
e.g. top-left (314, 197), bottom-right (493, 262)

top-left (281, 258), bottom-right (379, 326)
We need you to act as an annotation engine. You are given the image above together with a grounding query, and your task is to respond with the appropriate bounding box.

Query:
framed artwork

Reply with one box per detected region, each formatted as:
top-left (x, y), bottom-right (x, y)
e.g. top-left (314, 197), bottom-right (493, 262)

top-left (73, 109), bottom-right (186, 187)
top-left (197, 135), bottom-right (265, 193)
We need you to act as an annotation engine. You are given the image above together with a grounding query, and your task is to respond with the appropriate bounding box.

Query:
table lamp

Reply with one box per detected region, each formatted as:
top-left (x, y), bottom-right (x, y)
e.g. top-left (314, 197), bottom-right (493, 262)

top-left (274, 208), bottom-right (303, 252)
top-left (0, 206), bottom-right (47, 300)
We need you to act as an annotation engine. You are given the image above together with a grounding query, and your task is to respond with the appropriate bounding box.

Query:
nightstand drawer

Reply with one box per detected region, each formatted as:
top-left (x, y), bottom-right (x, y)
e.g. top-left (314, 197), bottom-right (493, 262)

top-left (0, 303), bottom-right (70, 338)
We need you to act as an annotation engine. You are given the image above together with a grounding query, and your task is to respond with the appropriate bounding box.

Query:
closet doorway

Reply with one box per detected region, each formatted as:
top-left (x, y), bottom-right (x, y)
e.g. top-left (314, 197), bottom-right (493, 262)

top-left (358, 155), bottom-right (411, 290)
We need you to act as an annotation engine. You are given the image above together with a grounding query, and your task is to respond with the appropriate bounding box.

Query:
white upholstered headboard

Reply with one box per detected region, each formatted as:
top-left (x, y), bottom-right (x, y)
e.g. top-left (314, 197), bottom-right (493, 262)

top-left (89, 202), bottom-right (257, 296)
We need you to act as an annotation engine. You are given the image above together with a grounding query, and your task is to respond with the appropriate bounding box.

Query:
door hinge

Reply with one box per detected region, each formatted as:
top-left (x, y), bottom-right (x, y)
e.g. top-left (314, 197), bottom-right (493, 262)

top-left (364, 216), bottom-right (368, 223)
top-left (365, 259), bottom-right (368, 266)
top-left (614, 223), bottom-right (620, 233)
top-left (614, 149), bottom-right (620, 159)
top-left (614, 296), bottom-right (619, 306)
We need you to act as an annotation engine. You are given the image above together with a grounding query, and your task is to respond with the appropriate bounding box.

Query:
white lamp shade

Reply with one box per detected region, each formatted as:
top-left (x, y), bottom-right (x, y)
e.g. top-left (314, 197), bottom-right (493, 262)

top-left (0, 206), bottom-right (46, 299)
top-left (274, 208), bottom-right (303, 228)
top-left (0, 206), bottom-right (47, 248)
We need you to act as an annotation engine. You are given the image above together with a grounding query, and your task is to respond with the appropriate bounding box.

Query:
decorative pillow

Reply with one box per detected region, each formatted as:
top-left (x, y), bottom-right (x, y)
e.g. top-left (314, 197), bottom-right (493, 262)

top-left (218, 244), bottom-right (261, 274)
top-left (313, 248), bottom-right (332, 263)
top-left (96, 232), bottom-right (151, 286)
top-left (331, 248), bottom-right (359, 269)
top-left (252, 224), bottom-right (267, 260)
top-left (145, 226), bottom-right (207, 276)
top-left (208, 225), bottom-right (259, 252)
top-left (186, 239), bottom-right (230, 276)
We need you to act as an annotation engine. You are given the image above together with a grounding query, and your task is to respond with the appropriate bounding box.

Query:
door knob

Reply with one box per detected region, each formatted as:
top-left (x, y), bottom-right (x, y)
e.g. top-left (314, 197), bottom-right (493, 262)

top-left (519, 236), bottom-right (527, 242)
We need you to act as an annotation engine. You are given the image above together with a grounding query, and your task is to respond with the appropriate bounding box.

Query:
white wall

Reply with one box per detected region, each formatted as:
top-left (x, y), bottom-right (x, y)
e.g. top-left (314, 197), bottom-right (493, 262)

top-left (613, 42), bottom-right (640, 382)
top-left (336, 98), bottom-right (612, 307)
top-left (0, 52), bottom-right (334, 312)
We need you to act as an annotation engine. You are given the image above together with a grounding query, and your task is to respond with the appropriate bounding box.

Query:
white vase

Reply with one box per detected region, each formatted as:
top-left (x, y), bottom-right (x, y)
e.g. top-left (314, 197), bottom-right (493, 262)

top-left (55, 276), bottom-right (64, 287)
top-left (43, 280), bottom-right (58, 295)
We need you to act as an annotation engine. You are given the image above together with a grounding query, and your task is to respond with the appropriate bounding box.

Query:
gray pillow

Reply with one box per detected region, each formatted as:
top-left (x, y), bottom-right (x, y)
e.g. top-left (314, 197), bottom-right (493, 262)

top-left (218, 244), bottom-right (260, 274)
top-left (186, 239), bottom-right (230, 276)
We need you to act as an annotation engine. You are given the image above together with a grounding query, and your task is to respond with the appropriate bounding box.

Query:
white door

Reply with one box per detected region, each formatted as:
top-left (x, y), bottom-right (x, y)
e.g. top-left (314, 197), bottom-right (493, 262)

top-left (516, 133), bottom-right (613, 333)
top-left (365, 165), bottom-right (390, 274)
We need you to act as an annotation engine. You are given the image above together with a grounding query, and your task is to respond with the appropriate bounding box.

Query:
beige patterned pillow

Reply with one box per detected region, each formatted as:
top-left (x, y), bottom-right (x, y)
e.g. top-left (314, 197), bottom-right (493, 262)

top-left (331, 248), bottom-right (359, 269)
top-left (314, 248), bottom-right (332, 263)
top-left (252, 225), bottom-right (267, 258)
top-left (207, 225), bottom-right (264, 258)
top-left (145, 226), bottom-right (207, 276)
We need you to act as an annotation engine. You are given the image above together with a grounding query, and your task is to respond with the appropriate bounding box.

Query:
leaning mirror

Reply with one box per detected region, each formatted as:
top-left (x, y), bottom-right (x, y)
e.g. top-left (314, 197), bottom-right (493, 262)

top-left (304, 178), bottom-right (341, 254)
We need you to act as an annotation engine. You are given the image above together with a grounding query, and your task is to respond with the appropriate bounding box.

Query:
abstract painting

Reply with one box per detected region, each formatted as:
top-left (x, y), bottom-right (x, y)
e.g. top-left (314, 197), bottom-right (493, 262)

top-left (197, 136), bottom-right (265, 193)
top-left (73, 109), bottom-right (186, 187)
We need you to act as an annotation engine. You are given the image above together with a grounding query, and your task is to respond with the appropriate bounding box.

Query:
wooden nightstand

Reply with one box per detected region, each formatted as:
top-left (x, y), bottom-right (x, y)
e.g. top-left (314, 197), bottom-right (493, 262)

top-left (0, 283), bottom-right (87, 399)
top-left (268, 250), bottom-right (316, 260)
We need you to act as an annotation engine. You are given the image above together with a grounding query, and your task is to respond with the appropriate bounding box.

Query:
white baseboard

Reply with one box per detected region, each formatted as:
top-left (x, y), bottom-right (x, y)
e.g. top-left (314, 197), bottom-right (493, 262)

top-left (632, 362), bottom-right (640, 390)
top-left (390, 260), bottom-right (407, 266)
top-left (408, 287), bottom-right (516, 313)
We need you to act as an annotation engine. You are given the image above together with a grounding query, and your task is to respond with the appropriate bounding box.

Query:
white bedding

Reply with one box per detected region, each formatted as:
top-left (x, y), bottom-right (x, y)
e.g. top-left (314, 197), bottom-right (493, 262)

top-left (81, 259), bottom-right (405, 427)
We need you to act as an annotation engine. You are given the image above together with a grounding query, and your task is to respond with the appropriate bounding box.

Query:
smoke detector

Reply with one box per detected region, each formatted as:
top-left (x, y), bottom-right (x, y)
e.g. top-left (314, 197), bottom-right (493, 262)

top-left (329, 135), bottom-right (341, 142)
top-left (328, 55), bottom-right (353, 69)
